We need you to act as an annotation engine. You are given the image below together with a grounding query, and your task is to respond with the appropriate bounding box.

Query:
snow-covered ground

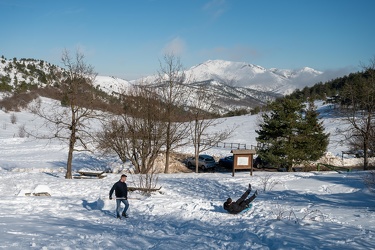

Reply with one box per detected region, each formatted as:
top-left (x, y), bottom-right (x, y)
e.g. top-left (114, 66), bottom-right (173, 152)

top-left (1, 171), bottom-right (374, 249)
top-left (0, 98), bottom-right (374, 249)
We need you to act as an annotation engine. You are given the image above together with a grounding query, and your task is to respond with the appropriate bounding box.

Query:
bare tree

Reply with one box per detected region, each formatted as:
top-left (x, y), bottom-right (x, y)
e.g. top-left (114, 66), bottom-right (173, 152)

top-left (156, 54), bottom-right (191, 173)
top-left (97, 84), bottom-right (166, 175)
top-left (188, 85), bottom-right (233, 172)
top-left (339, 58), bottom-right (375, 170)
top-left (31, 50), bottom-right (98, 179)
top-left (96, 118), bottom-right (128, 164)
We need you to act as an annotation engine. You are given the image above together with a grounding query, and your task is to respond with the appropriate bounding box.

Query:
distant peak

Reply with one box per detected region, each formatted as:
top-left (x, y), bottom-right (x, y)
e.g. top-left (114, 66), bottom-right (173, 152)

top-left (298, 67), bottom-right (323, 74)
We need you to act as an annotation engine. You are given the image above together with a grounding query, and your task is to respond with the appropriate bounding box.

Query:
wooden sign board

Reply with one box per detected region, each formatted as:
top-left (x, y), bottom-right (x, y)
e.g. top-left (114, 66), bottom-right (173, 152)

top-left (231, 149), bottom-right (256, 176)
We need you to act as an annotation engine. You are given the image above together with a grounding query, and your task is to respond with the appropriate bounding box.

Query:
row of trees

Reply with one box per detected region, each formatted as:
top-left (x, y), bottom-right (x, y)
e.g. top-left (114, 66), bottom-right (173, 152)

top-left (32, 51), bottom-right (232, 179)
top-left (259, 58), bottom-right (375, 171)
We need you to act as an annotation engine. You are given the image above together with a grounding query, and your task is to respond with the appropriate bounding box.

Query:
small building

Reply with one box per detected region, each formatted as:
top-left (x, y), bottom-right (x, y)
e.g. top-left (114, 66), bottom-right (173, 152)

top-left (231, 149), bottom-right (257, 176)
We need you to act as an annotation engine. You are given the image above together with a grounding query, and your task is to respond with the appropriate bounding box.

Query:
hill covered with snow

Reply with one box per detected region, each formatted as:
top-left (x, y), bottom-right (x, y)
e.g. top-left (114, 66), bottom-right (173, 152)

top-left (0, 96), bottom-right (374, 249)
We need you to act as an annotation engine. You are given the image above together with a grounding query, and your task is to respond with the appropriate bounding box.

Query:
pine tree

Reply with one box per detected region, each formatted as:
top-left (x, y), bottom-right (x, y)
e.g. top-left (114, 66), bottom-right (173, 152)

top-left (256, 98), bottom-right (329, 171)
top-left (297, 100), bottom-right (329, 162)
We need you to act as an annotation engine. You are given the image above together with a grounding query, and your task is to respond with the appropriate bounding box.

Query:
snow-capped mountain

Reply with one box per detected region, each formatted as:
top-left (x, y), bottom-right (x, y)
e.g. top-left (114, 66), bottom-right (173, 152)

top-left (137, 60), bottom-right (325, 112)
top-left (136, 60), bottom-right (324, 94)
top-left (94, 75), bottom-right (131, 95)
top-left (185, 60), bottom-right (323, 95)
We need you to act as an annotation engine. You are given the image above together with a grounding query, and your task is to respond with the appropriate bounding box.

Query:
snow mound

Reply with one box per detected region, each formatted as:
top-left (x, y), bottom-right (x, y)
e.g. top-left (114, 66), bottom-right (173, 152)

top-left (33, 184), bottom-right (51, 195)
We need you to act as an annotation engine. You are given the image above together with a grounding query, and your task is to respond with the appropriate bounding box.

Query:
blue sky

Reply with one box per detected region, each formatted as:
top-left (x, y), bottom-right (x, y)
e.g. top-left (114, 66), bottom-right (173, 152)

top-left (1, 0), bottom-right (374, 80)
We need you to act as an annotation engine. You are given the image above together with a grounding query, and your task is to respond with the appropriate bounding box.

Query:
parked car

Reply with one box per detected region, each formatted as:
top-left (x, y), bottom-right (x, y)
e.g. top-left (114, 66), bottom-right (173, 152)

top-left (218, 156), bottom-right (234, 169)
top-left (343, 149), bottom-right (375, 158)
top-left (354, 150), bottom-right (375, 158)
top-left (186, 154), bottom-right (217, 171)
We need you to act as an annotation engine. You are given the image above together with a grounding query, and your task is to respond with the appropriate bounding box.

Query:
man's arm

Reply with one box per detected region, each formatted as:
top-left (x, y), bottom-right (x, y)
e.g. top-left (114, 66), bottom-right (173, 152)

top-left (109, 183), bottom-right (116, 199)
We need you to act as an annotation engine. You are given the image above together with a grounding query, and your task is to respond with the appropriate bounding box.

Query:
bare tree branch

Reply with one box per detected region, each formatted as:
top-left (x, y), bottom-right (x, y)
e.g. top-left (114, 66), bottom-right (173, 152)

top-left (338, 57), bottom-right (375, 170)
top-left (155, 54), bottom-right (191, 173)
top-left (188, 85), bottom-right (234, 172)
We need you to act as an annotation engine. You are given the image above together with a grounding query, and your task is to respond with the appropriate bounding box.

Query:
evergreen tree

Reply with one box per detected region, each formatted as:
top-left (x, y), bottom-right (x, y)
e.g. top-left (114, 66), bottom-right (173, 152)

top-left (296, 100), bottom-right (329, 162)
top-left (0, 74), bottom-right (12, 92)
top-left (256, 98), bottom-right (329, 171)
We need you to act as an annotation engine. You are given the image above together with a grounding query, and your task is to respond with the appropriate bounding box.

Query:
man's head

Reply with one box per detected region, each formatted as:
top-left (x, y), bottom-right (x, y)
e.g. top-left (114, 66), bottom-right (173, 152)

top-left (223, 197), bottom-right (232, 211)
top-left (120, 174), bottom-right (127, 182)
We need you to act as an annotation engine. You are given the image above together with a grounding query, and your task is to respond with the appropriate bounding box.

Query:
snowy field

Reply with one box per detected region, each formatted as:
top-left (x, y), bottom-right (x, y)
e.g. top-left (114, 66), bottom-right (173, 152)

top-left (1, 98), bottom-right (375, 249)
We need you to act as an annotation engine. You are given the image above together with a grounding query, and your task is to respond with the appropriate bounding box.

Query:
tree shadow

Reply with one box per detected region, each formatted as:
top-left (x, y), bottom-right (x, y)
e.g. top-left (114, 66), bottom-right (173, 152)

top-left (50, 152), bottom-right (117, 172)
top-left (43, 172), bottom-right (60, 178)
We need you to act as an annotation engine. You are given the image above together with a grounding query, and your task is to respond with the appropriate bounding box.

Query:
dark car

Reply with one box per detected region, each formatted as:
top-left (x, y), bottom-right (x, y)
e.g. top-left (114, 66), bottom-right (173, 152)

top-left (253, 156), bottom-right (266, 169)
top-left (253, 155), bottom-right (288, 171)
top-left (186, 154), bottom-right (217, 171)
top-left (253, 156), bottom-right (272, 169)
top-left (218, 156), bottom-right (234, 169)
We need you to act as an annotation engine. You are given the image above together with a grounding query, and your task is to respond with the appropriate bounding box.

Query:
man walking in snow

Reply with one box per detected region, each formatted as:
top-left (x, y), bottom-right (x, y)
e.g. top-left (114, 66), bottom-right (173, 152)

top-left (223, 184), bottom-right (258, 214)
top-left (109, 174), bottom-right (129, 219)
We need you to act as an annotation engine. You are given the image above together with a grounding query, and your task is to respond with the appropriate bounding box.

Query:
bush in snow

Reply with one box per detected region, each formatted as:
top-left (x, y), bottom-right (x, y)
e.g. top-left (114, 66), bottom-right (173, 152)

top-left (0, 92), bottom-right (39, 112)
top-left (137, 167), bottom-right (159, 194)
top-left (259, 174), bottom-right (280, 192)
top-left (10, 113), bottom-right (17, 124)
top-left (272, 203), bottom-right (325, 225)
top-left (18, 124), bottom-right (26, 138)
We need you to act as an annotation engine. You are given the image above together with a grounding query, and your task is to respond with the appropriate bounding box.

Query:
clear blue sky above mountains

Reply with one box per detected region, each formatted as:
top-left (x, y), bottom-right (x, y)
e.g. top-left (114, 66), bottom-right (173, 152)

top-left (1, 0), bottom-right (374, 80)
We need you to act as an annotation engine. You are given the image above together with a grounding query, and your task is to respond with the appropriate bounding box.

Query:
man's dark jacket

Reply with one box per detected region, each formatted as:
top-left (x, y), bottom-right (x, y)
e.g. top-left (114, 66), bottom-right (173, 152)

top-left (223, 201), bottom-right (246, 214)
top-left (223, 189), bottom-right (253, 214)
top-left (109, 180), bottom-right (128, 199)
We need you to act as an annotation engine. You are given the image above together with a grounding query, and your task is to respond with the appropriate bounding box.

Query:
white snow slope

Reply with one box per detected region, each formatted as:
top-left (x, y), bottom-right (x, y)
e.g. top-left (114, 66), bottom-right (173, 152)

top-left (0, 98), bottom-right (375, 249)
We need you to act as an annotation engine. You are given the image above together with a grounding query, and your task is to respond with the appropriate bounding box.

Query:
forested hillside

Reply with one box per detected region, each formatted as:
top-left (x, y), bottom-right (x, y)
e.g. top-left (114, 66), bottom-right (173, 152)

top-left (287, 70), bottom-right (374, 101)
top-left (0, 56), bottom-right (119, 112)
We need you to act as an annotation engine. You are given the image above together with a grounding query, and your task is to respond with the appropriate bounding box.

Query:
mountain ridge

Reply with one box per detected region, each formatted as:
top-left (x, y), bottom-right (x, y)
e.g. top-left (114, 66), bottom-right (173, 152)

top-left (184, 59), bottom-right (323, 94)
top-left (0, 57), bottom-right (348, 114)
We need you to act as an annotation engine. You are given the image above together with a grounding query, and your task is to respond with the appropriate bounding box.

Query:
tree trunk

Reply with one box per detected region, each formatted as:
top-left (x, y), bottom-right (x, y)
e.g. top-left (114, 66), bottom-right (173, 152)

top-left (364, 139), bottom-right (369, 171)
top-left (195, 128), bottom-right (200, 173)
top-left (164, 122), bottom-right (171, 174)
top-left (66, 134), bottom-right (75, 179)
top-left (66, 108), bottom-right (76, 179)
top-left (165, 147), bottom-right (170, 174)
top-left (195, 148), bottom-right (199, 173)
